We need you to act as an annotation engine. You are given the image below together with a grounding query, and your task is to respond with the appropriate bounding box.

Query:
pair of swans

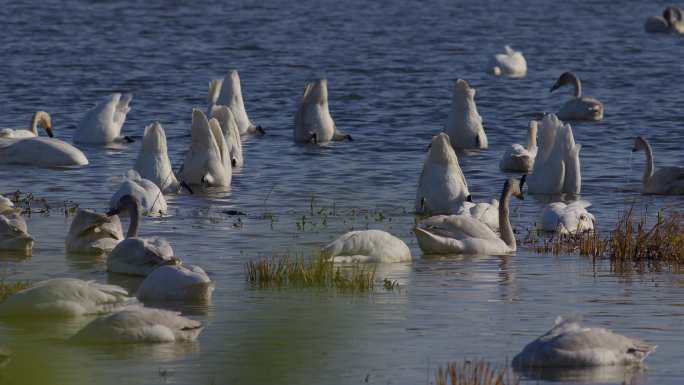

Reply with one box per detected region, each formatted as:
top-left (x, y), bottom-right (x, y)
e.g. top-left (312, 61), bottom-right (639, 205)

top-left (645, 6), bottom-right (684, 34)
top-left (527, 114), bottom-right (582, 195)
top-left (551, 72), bottom-right (604, 121)
top-left (491, 45), bottom-right (527, 78)
top-left (321, 229), bottom-right (411, 263)
top-left (179, 109), bottom-right (232, 187)
top-left (74, 93), bottom-right (132, 144)
top-left (414, 176), bottom-right (525, 255)
top-left (540, 200), bottom-right (595, 234)
top-left (444, 79), bottom-right (488, 149)
top-left (500, 120), bottom-right (538, 173)
top-left (294, 79), bottom-right (352, 144)
top-left (632, 136), bottom-right (684, 194)
top-left (208, 70), bottom-right (264, 136)
top-left (0, 199), bottom-right (33, 254)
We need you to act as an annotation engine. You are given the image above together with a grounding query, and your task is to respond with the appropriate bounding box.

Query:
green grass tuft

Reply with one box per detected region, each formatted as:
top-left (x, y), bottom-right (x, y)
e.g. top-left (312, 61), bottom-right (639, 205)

top-left (0, 280), bottom-right (31, 302)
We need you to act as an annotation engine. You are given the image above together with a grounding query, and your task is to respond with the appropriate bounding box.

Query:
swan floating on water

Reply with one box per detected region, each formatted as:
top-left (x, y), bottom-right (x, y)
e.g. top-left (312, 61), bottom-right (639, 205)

top-left (65, 209), bottom-right (123, 254)
top-left (180, 109), bottom-right (232, 187)
top-left (294, 79), bottom-right (352, 144)
top-left (208, 70), bottom-right (264, 136)
top-left (500, 120), bottom-right (538, 173)
top-left (632, 136), bottom-right (684, 195)
top-left (71, 307), bottom-right (203, 343)
top-left (513, 316), bottom-right (656, 368)
top-left (645, 6), bottom-right (684, 34)
top-left (0, 111), bottom-right (53, 139)
top-left (0, 206), bottom-right (33, 254)
top-left (109, 170), bottom-right (167, 216)
top-left (415, 133), bottom-right (470, 215)
top-left (106, 195), bottom-right (180, 276)
top-left (539, 201), bottom-right (595, 234)
top-left (0, 278), bottom-right (135, 318)
top-left (527, 114), bottom-right (581, 195)
top-left (210, 105), bottom-right (244, 167)
top-left (444, 79), bottom-right (487, 149)
top-left (133, 122), bottom-right (179, 194)
top-left (321, 230), bottom-right (412, 263)
top-left (74, 93), bottom-right (132, 144)
top-left (138, 264), bottom-right (214, 302)
top-left (456, 199), bottom-right (500, 232)
top-left (414, 176), bottom-right (525, 255)
top-left (0, 136), bottom-right (88, 167)
top-left (491, 45), bottom-right (527, 78)
top-left (550, 72), bottom-right (603, 121)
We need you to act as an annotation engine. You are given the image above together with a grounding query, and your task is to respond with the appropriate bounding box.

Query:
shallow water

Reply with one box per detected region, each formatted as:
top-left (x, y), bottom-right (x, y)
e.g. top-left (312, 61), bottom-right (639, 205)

top-left (2, 0), bottom-right (684, 384)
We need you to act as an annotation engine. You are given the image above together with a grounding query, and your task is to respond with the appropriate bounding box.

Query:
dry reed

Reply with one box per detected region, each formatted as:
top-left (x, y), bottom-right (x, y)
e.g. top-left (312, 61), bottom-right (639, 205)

top-left (435, 360), bottom-right (519, 385)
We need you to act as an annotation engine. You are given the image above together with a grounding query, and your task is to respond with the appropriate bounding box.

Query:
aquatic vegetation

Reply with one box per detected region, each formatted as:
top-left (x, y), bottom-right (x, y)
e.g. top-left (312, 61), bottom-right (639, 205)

top-left (5, 190), bottom-right (79, 217)
top-left (0, 280), bottom-right (31, 302)
top-left (435, 360), bottom-right (519, 385)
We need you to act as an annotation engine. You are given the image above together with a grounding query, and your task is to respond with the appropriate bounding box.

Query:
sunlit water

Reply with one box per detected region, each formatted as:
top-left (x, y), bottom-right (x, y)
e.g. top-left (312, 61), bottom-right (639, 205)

top-left (2, 0), bottom-right (684, 384)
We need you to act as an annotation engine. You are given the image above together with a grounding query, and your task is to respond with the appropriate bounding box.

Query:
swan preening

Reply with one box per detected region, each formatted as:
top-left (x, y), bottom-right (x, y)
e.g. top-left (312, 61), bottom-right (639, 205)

top-left (527, 114), bottom-right (581, 195)
top-left (109, 170), bottom-right (167, 216)
top-left (0, 111), bottom-right (53, 139)
top-left (74, 93), bottom-right (132, 144)
top-left (65, 209), bottom-right (124, 254)
top-left (645, 6), bottom-right (684, 34)
top-left (415, 133), bottom-right (470, 215)
top-left (540, 201), bottom-right (595, 234)
top-left (138, 264), bottom-right (214, 302)
top-left (133, 122), bottom-right (180, 193)
top-left (444, 79), bottom-right (488, 149)
top-left (500, 120), bottom-right (538, 173)
top-left (208, 70), bottom-right (263, 136)
top-left (414, 176), bottom-right (524, 255)
top-left (210, 105), bottom-right (244, 167)
top-left (551, 72), bottom-right (603, 121)
top-left (0, 278), bottom-right (135, 318)
top-left (321, 230), bottom-right (411, 263)
top-left (180, 109), bottom-right (232, 187)
top-left (0, 206), bottom-right (33, 253)
top-left (632, 136), bottom-right (684, 195)
top-left (491, 45), bottom-right (527, 78)
top-left (513, 316), bottom-right (656, 368)
top-left (294, 79), bottom-right (352, 144)
top-left (106, 195), bottom-right (179, 276)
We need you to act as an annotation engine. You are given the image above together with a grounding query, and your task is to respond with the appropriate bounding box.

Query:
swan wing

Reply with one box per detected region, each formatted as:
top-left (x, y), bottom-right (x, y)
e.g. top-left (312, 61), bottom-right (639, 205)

top-left (418, 215), bottom-right (498, 240)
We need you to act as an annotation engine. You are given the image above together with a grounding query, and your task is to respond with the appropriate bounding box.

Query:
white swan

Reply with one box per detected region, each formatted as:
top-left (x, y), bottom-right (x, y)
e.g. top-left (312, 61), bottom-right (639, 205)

top-left (321, 230), bottom-right (412, 263)
top-left (527, 114), bottom-right (581, 195)
top-left (551, 72), bottom-right (604, 121)
top-left (106, 195), bottom-right (179, 276)
top-left (540, 201), bottom-right (595, 234)
top-left (455, 199), bottom-right (500, 232)
top-left (632, 136), bottom-right (684, 194)
top-left (133, 122), bottom-right (179, 193)
top-left (513, 316), bottom-right (656, 368)
top-left (208, 70), bottom-right (264, 135)
top-left (294, 79), bottom-right (352, 144)
top-left (414, 176), bottom-right (524, 255)
top-left (0, 196), bottom-right (13, 209)
top-left (210, 105), bottom-right (244, 167)
top-left (65, 209), bottom-right (123, 254)
top-left (74, 93), bottom-right (132, 144)
top-left (444, 79), bottom-right (488, 149)
top-left (138, 265), bottom-right (214, 302)
top-left (71, 307), bottom-right (203, 343)
top-left (0, 278), bottom-right (135, 318)
top-left (109, 170), bottom-right (167, 216)
top-left (645, 6), bottom-right (684, 33)
top-left (0, 136), bottom-right (88, 167)
top-left (0, 207), bottom-right (33, 253)
top-left (0, 111), bottom-right (53, 139)
top-left (500, 120), bottom-right (538, 173)
top-left (415, 133), bottom-right (470, 215)
top-left (179, 109), bottom-right (232, 187)
top-left (491, 45), bottom-right (527, 78)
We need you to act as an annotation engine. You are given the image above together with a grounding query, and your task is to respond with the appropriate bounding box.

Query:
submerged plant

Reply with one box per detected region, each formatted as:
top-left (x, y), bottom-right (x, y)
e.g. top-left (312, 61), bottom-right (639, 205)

top-left (0, 280), bottom-right (30, 301)
top-left (435, 360), bottom-right (519, 385)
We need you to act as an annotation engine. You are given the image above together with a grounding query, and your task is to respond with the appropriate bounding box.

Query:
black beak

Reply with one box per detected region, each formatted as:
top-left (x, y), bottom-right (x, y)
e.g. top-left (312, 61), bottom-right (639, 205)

top-left (631, 148), bottom-right (637, 152)
top-left (256, 125), bottom-right (266, 135)
top-left (345, 134), bottom-right (353, 141)
top-left (550, 83), bottom-right (560, 93)
top-left (46, 127), bottom-right (54, 138)
top-left (466, 195), bottom-right (473, 202)
top-left (231, 158), bottom-right (237, 168)
top-left (106, 207), bottom-right (119, 217)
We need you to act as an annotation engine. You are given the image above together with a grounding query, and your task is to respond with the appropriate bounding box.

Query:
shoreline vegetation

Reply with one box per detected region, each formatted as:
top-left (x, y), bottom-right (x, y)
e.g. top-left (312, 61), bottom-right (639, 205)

top-left (0, 280), bottom-right (30, 301)
top-left (435, 360), bottom-right (519, 385)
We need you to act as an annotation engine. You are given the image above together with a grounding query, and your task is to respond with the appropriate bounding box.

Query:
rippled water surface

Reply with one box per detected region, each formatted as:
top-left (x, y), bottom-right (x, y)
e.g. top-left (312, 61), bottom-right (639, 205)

top-left (2, 0), bottom-right (684, 384)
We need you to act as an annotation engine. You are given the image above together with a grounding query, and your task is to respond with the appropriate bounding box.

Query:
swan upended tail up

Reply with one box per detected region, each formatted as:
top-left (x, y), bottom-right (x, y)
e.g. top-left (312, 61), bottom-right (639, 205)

top-left (74, 93), bottom-right (132, 144)
top-left (444, 79), bottom-right (488, 149)
top-left (500, 120), bottom-right (538, 173)
top-left (539, 200), bottom-right (595, 234)
top-left (550, 72), bottom-right (603, 121)
top-left (294, 79), bottom-right (351, 144)
top-left (133, 122), bottom-right (179, 194)
top-left (632, 136), bottom-right (684, 195)
top-left (0, 111), bottom-right (53, 139)
top-left (491, 45), bottom-right (527, 78)
top-left (210, 105), bottom-right (244, 167)
top-left (208, 70), bottom-right (263, 135)
top-left (65, 209), bottom-right (124, 254)
top-left (180, 109), bottom-right (232, 187)
top-left (321, 230), bottom-right (412, 263)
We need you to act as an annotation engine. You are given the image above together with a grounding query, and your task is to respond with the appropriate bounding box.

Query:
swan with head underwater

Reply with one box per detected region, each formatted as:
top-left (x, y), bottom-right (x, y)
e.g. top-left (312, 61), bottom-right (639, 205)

top-left (210, 105), bottom-right (244, 167)
top-left (632, 136), bottom-right (684, 194)
top-left (179, 109), bottom-right (232, 187)
top-left (539, 200), bottom-right (596, 234)
top-left (321, 230), bottom-right (411, 263)
top-left (294, 79), bottom-right (352, 144)
top-left (550, 72), bottom-right (603, 121)
top-left (65, 209), bottom-right (124, 254)
top-left (133, 122), bottom-right (180, 193)
top-left (444, 79), bottom-right (488, 149)
top-left (414, 176), bottom-right (525, 255)
top-left (208, 70), bottom-right (264, 136)
top-left (491, 45), bottom-right (527, 78)
top-left (645, 5), bottom-right (684, 34)
top-left (500, 120), bottom-right (538, 173)
top-left (74, 93), bottom-right (133, 144)
top-left (0, 111), bottom-right (53, 139)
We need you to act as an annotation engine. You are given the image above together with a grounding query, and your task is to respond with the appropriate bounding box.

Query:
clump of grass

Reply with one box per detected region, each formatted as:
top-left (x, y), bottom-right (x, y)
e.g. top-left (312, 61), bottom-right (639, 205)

top-left (245, 255), bottom-right (382, 292)
top-left (0, 280), bottom-right (30, 301)
top-left (435, 360), bottom-right (519, 385)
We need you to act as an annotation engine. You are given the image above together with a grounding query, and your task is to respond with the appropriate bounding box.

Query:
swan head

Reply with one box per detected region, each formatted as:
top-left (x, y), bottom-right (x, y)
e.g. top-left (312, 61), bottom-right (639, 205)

top-left (504, 175), bottom-right (525, 200)
top-left (32, 111), bottom-right (53, 137)
top-left (632, 136), bottom-right (648, 152)
top-left (427, 133), bottom-right (460, 165)
top-left (107, 194), bottom-right (139, 217)
top-left (550, 72), bottom-right (577, 93)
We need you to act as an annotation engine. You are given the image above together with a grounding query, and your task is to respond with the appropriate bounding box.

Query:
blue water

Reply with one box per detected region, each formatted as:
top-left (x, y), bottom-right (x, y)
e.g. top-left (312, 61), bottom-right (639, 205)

top-left (1, 0), bottom-right (684, 384)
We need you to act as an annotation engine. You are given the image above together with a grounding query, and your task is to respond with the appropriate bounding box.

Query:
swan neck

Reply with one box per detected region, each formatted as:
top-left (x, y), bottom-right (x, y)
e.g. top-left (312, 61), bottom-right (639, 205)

top-left (643, 140), bottom-right (654, 186)
top-left (30, 113), bottom-right (39, 135)
top-left (571, 74), bottom-right (582, 98)
top-left (498, 185), bottom-right (515, 250)
top-left (126, 201), bottom-right (140, 238)
top-left (526, 123), bottom-right (537, 150)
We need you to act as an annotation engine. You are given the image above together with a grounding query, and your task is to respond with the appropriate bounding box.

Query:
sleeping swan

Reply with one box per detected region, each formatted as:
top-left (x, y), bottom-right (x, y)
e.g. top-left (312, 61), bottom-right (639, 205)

top-left (539, 201), bottom-right (595, 234)
top-left (106, 195), bottom-right (180, 276)
top-left (0, 137), bottom-right (88, 167)
top-left (645, 6), bottom-right (684, 34)
top-left (513, 316), bottom-right (656, 367)
top-left (133, 122), bottom-right (179, 193)
top-left (321, 230), bottom-right (411, 263)
top-left (109, 170), bottom-right (167, 216)
top-left (491, 45), bottom-right (527, 78)
top-left (500, 120), bottom-right (538, 173)
top-left (444, 79), bottom-right (488, 149)
top-left (0, 111), bottom-right (53, 138)
top-left (179, 109), bottom-right (232, 187)
top-left (415, 133), bottom-right (470, 215)
top-left (208, 70), bottom-right (264, 135)
top-left (0, 206), bottom-right (33, 254)
top-left (65, 209), bottom-right (124, 254)
top-left (632, 136), bottom-right (684, 194)
top-left (414, 176), bottom-right (525, 255)
top-left (0, 278), bottom-right (135, 318)
top-left (550, 72), bottom-right (603, 121)
top-left (138, 264), bottom-right (214, 302)
top-left (294, 79), bottom-right (352, 144)
top-left (74, 93), bottom-right (132, 144)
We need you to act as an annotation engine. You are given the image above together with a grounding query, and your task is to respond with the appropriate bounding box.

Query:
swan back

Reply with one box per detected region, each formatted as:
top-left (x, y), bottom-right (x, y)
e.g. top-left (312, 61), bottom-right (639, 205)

top-left (216, 70), bottom-right (253, 135)
top-left (74, 93), bottom-right (132, 143)
top-left (66, 209), bottom-right (123, 254)
top-left (540, 201), bottom-right (595, 234)
top-left (321, 230), bottom-right (411, 263)
top-left (138, 264), bottom-right (214, 301)
top-left (444, 79), bottom-right (487, 149)
top-left (0, 210), bottom-right (33, 253)
top-left (492, 45), bottom-right (527, 77)
top-left (107, 237), bottom-right (177, 276)
top-left (109, 170), bottom-right (167, 216)
top-left (0, 137), bottom-right (89, 167)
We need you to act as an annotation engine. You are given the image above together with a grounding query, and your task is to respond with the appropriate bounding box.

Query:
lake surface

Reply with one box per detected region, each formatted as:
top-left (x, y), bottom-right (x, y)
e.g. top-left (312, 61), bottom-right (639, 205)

top-left (1, 0), bottom-right (684, 384)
